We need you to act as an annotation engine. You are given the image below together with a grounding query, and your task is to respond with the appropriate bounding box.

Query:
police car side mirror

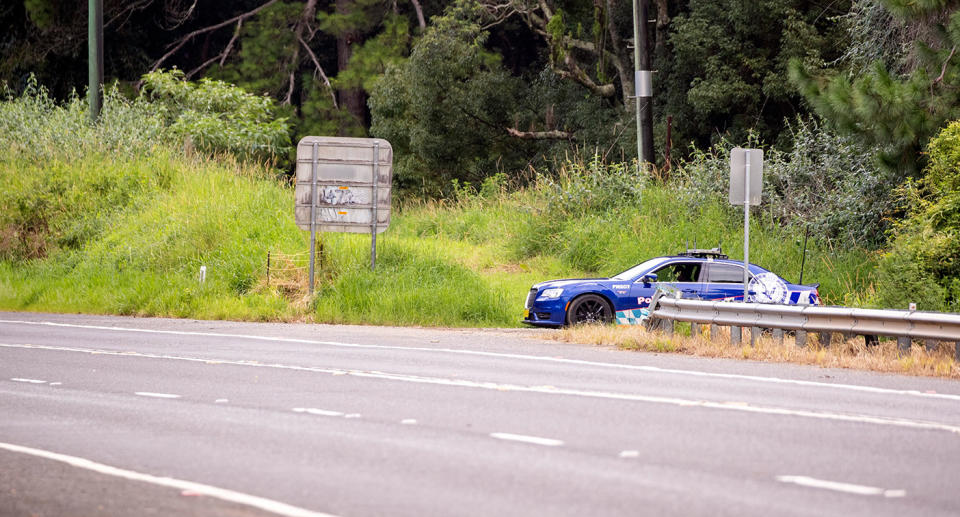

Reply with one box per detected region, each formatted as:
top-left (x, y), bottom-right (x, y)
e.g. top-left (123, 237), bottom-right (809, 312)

top-left (640, 273), bottom-right (658, 286)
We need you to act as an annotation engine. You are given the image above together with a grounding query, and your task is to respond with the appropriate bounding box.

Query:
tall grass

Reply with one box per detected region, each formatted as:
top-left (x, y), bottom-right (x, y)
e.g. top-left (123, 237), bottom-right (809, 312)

top-left (0, 83), bottom-right (878, 326)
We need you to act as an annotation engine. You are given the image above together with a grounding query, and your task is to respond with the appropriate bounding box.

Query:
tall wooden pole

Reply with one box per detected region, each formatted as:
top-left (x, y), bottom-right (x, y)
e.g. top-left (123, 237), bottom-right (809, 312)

top-left (638, 0), bottom-right (654, 166)
top-left (88, 0), bottom-right (103, 123)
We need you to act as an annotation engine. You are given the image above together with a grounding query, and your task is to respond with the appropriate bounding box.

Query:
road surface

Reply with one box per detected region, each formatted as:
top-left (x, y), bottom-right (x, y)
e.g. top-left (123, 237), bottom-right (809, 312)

top-left (1, 312), bottom-right (959, 516)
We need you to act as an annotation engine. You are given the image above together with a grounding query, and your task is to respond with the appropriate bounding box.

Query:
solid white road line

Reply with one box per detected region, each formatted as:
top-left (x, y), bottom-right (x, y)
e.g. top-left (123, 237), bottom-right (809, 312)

top-left (777, 475), bottom-right (907, 498)
top-left (490, 432), bottom-right (564, 447)
top-left (2, 319), bottom-right (958, 402)
top-left (134, 392), bottom-right (181, 399)
top-left (10, 378), bottom-right (46, 384)
top-left (619, 450), bottom-right (640, 458)
top-left (0, 441), bottom-right (339, 517)
top-left (4, 342), bottom-right (960, 436)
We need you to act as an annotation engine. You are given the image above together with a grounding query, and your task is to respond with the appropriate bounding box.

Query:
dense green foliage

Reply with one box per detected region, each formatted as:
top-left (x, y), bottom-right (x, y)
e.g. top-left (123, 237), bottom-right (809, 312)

top-left (877, 121), bottom-right (960, 311)
top-left (141, 69), bottom-right (292, 162)
top-left (370, 4), bottom-right (523, 194)
top-left (661, 0), bottom-right (846, 149)
top-left (676, 119), bottom-right (896, 246)
top-left (791, 1), bottom-right (960, 173)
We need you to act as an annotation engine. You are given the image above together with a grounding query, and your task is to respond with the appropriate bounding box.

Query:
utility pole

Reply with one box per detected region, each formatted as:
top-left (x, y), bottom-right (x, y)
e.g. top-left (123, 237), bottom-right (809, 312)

top-left (88, 0), bottom-right (103, 123)
top-left (634, 0), bottom-right (654, 168)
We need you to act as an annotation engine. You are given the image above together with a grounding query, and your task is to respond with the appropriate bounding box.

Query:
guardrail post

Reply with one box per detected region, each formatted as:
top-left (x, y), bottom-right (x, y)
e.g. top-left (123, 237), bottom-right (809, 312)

top-left (819, 332), bottom-right (832, 347)
top-left (897, 337), bottom-right (911, 352)
top-left (773, 328), bottom-right (783, 343)
top-left (924, 339), bottom-right (937, 351)
top-left (955, 342), bottom-right (959, 361)
top-left (731, 326), bottom-right (741, 345)
top-left (691, 322), bottom-right (700, 338)
top-left (710, 324), bottom-right (719, 341)
top-left (751, 326), bottom-right (760, 346)
top-left (665, 318), bottom-right (674, 337)
top-left (795, 331), bottom-right (807, 347)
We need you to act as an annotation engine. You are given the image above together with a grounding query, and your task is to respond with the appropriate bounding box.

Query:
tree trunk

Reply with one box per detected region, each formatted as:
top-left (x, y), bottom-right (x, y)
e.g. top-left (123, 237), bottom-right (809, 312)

top-left (336, 0), bottom-right (366, 132)
top-left (653, 0), bottom-right (669, 58)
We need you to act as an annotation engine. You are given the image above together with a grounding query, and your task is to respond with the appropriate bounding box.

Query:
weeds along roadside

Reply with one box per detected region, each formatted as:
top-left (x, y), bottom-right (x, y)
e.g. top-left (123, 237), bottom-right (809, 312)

top-left (555, 324), bottom-right (960, 379)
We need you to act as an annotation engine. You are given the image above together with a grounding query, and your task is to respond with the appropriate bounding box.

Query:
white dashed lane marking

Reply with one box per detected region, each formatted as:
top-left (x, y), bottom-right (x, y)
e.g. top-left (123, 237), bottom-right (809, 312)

top-left (292, 408), bottom-right (343, 417)
top-left (134, 392), bottom-right (181, 399)
top-left (10, 378), bottom-right (46, 384)
top-left (777, 475), bottom-right (906, 498)
top-left (490, 432), bottom-right (564, 447)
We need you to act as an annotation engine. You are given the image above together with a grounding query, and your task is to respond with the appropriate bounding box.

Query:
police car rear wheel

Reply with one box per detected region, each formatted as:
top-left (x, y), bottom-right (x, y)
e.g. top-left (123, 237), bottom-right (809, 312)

top-left (567, 294), bottom-right (613, 326)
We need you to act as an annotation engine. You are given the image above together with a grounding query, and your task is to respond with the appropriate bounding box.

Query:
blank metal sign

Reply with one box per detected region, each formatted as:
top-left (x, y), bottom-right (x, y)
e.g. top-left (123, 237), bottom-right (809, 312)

top-left (294, 136), bottom-right (393, 234)
top-left (729, 147), bottom-right (763, 206)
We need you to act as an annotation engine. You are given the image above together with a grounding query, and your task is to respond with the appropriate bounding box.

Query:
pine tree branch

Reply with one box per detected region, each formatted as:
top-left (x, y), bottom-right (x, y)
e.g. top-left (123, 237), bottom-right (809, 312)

top-left (149, 0), bottom-right (280, 72)
top-left (298, 34), bottom-right (339, 109)
top-left (185, 18), bottom-right (243, 79)
top-left (506, 127), bottom-right (574, 140)
top-left (106, 0), bottom-right (155, 30)
top-left (484, 1), bottom-right (620, 99)
top-left (557, 54), bottom-right (617, 97)
top-left (410, 0), bottom-right (426, 29)
top-left (285, 70), bottom-right (296, 106)
top-left (933, 45), bottom-right (956, 86)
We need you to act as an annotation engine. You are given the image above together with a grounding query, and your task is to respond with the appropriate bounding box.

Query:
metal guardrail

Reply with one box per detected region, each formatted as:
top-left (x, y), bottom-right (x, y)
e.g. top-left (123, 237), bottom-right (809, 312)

top-left (650, 297), bottom-right (960, 359)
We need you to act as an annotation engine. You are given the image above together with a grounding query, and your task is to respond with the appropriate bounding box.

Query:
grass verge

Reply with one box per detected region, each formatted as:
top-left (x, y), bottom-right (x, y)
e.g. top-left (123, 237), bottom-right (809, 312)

top-left (555, 324), bottom-right (960, 379)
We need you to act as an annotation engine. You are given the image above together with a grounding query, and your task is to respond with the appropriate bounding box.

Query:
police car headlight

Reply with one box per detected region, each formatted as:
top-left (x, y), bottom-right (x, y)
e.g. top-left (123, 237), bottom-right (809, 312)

top-left (540, 288), bottom-right (564, 299)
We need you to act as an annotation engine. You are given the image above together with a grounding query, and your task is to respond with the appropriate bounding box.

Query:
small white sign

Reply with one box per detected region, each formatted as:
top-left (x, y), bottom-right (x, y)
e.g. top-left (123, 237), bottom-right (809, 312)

top-left (729, 147), bottom-right (763, 205)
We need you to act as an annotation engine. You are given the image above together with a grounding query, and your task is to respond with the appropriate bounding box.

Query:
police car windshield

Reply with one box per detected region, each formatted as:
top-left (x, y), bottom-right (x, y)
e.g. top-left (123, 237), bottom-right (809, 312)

top-left (611, 258), bottom-right (668, 281)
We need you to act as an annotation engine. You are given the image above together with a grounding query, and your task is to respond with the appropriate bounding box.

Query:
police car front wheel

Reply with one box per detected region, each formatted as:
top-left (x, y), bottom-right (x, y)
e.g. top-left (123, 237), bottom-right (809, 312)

top-left (566, 294), bottom-right (613, 326)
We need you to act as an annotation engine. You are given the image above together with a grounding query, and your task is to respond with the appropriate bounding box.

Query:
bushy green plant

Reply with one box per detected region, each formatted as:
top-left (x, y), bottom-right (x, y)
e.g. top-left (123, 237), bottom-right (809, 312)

top-left (877, 120), bottom-right (960, 311)
top-left (140, 68), bottom-right (291, 163)
top-left (675, 119), bottom-right (895, 246)
top-left (0, 76), bottom-right (167, 161)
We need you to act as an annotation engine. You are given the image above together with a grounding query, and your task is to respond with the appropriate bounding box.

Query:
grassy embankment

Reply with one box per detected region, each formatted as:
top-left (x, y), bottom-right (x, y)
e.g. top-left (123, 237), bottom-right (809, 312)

top-left (0, 145), bottom-right (876, 326)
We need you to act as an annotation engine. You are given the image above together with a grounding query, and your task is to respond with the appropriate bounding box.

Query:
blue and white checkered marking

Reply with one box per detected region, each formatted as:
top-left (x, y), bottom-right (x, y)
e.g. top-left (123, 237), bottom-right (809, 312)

top-left (616, 308), bottom-right (649, 325)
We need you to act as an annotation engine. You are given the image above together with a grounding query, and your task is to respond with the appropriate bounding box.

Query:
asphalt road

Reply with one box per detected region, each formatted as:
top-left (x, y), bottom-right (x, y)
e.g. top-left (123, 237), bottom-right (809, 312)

top-left (1, 311), bottom-right (959, 517)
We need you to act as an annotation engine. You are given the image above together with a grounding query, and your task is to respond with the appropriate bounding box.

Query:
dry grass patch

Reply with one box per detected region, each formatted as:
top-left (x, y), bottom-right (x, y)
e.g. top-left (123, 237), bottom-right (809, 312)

top-left (555, 324), bottom-right (960, 379)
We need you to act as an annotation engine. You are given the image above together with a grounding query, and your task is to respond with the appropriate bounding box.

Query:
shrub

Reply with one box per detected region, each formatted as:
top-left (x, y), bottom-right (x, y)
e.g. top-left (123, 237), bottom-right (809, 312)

top-left (675, 118), bottom-right (895, 247)
top-left (0, 76), bottom-right (167, 161)
top-left (140, 69), bottom-right (291, 163)
top-left (877, 121), bottom-right (960, 311)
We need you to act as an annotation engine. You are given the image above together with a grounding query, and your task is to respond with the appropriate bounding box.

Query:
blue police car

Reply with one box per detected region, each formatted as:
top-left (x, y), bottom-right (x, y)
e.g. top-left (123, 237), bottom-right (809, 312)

top-left (523, 248), bottom-right (820, 327)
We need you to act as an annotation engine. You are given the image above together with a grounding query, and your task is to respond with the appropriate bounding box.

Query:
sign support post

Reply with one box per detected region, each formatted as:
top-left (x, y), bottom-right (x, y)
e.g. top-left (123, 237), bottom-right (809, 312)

top-left (309, 142), bottom-right (318, 296)
top-left (743, 152), bottom-right (751, 302)
top-left (371, 141), bottom-right (379, 271)
top-left (729, 147), bottom-right (763, 303)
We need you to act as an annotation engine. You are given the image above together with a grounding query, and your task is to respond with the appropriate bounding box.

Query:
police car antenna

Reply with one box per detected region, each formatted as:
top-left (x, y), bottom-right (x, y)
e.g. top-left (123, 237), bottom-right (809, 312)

top-left (799, 226), bottom-right (809, 284)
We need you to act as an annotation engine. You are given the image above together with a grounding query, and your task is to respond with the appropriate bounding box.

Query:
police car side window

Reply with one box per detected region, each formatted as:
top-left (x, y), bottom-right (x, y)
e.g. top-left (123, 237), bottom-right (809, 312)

top-left (708, 264), bottom-right (745, 283)
top-left (652, 262), bottom-right (701, 282)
